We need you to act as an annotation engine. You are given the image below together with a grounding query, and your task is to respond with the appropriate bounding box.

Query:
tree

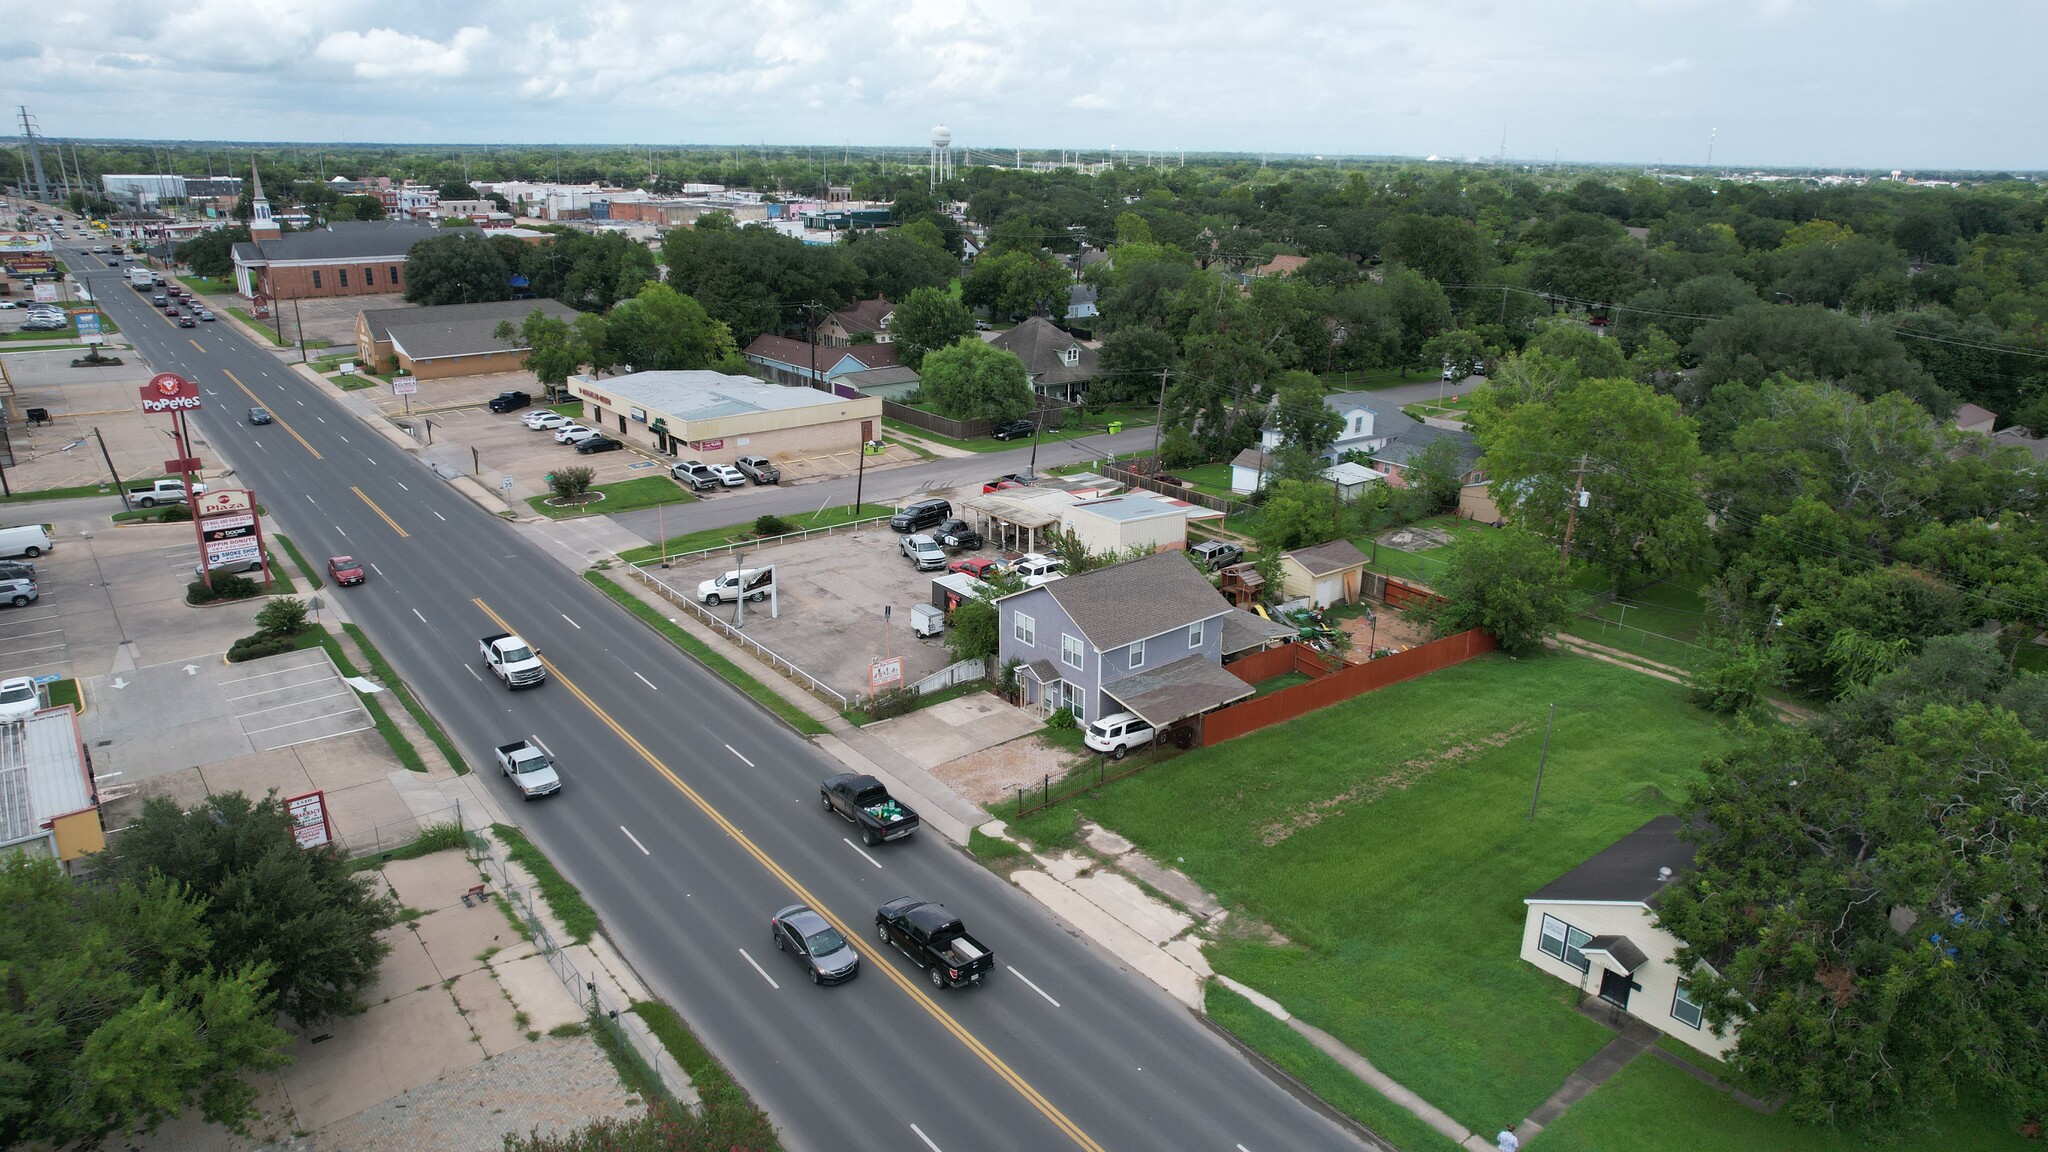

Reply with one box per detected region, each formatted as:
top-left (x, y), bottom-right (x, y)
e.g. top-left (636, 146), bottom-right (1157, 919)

top-left (1656, 696), bottom-right (2048, 1134)
top-left (661, 216), bottom-right (859, 344)
top-left (176, 225), bottom-right (251, 280)
top-left (1255, 479), bottom-right (1341, 552)
top-left (0, 856), bottom-right (289, 1147)
top-left (1422, 329), bottom-right (1489, 378)
top-left (497, 309), bottom-right (602, 391)
top-left (961, 249), bottom-right (1070, 319)
top-left (1381, 213), bottom-right (1489, 288)
top-left (603, 282), bottom-right (736, 372)
top-left (334, 195), bottom-right (386, 221)
top-left (946, 597), bottom-right (1000, 663)
top-left (1401, 436), bottom-right (1468, 517)
top-left (403, 232), bottom-right (512, 305)
top-left (101, 791), bottom-right (400, 1026)
top-left (550, 465), bottom-right (597, 503)
top-left (848, 230), bottom-right (957, 302)
top-left (1415, 526), bottom-right (1575, 652)
top-left (1273, 371), bottom-right (1341, 459)
top-left (1095, 326), bottom-right (1177, 404)
top-left (256, 596), bottom-right (308, 637)
top-left (918, 340), bottom-right (1032, 423)
top-left (891, 286), bottom-right (975, 371)
top-left (1479, 376), bottom-right (1709, 587)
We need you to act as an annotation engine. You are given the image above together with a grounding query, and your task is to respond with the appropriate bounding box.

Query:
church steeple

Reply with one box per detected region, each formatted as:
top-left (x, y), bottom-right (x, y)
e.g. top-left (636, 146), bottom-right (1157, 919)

top-left (248, 157), bottom-right (280, 241)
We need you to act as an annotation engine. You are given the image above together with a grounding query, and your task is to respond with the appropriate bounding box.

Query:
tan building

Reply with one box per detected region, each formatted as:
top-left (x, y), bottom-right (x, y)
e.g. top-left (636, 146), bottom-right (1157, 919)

top-left (356, 299), bottom-right (580, 380)
top-left (1522, 816), bottom-right (1736, 1060)
top-left (566, 371), bottom-right (881, 462)
top-left (1280, 540), bottom-right (1368, 608)
top-left (0, 707), bottom-right (105, 869)
top-left (1059, 493), bottom-right (1189, 557)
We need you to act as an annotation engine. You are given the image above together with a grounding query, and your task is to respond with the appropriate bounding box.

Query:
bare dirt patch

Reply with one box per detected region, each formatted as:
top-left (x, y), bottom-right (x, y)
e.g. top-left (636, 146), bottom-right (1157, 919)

top-left (1336, 604), bottom-right (1434, 661)
top-left (1258, 721), bottom-right (1535, 846)
top-left (931, 731), bottom-right (1083, 807)
top-left (1377, 524), bottom-right (1454, 551)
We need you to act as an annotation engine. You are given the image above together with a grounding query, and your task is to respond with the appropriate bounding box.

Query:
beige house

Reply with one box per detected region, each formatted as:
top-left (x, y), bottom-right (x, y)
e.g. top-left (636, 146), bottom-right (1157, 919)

top-left (1060, 493), bottom-right (1190, 558)
top-left (357, 299), bottom-right (579, 380)
top-left (1280, 540), bottom-right (1368, 607)
top-left (1521, 816), bottom-right (1735, 1059)
top-left (566, 371), bottom-right (881, 462)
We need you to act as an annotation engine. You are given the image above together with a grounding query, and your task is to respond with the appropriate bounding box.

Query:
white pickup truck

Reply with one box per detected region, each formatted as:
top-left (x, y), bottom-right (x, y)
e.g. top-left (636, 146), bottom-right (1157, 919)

top-left (126, 478), bottom-right (205, 508)
top-left (479, 632), bottom-right (546, 689)
top-left (495, 737), bottom-right (562, 799)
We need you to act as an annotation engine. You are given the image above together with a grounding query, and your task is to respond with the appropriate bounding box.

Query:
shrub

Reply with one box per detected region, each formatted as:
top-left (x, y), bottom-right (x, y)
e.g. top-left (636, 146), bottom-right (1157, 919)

top-left (227, 634), bottom-right (300, 662)
top-left (753, 513), bottom-right (794, 538)
top-left (548, 465), bottom-right (596, 503)
top-left (159, 501), bottom-right (193, 522)
top-left (864, 686), bottom-right (921, 720)
top-left (187, 575), bottom-right (261, 605)
top-left (256, 597), bottom-right (308, 637)
top-left (1046, 706), bottom-right (1076, 730)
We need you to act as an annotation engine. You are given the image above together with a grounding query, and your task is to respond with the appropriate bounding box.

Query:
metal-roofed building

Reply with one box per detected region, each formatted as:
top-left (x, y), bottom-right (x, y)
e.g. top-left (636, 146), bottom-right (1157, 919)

top-left (1059, 492), bottom-right (1191, 557)
top-left (566, 370), bottom-right (881, 463)
top-left (355, 299), bottom-right (580, 380)
top-left (0, 707), bottom-right (103, 867)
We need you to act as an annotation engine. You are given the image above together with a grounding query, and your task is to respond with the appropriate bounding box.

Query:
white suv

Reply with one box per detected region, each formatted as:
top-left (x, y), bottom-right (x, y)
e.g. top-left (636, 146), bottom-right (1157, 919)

top-left (1084, 712), bottom-right (1155, 759)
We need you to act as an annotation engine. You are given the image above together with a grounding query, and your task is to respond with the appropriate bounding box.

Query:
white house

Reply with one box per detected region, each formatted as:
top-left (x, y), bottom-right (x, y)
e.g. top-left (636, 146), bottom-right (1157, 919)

top-left (1520, 816), bottom-right (1736, 1059)
top-left (1060, 493), bottom-right (1190, 557)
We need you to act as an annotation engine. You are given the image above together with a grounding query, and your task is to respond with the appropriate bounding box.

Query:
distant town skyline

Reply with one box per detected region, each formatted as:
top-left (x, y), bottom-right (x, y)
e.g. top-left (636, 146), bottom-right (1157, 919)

top-left (5, 0), bottom-right (2042, 172)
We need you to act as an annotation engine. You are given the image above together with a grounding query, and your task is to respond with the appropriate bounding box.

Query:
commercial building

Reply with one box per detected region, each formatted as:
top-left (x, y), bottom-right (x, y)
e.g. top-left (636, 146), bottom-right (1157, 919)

top-left (566, 370), bottom-right (881, 463)
top-left (0, 707), bottom-right (105, 869)
top-left (356, 299), bottom-right (580, 380)
top-left (232, 220), bottom-right (460, 302)
top-left (1060, 493), bottom-right (1190, 557)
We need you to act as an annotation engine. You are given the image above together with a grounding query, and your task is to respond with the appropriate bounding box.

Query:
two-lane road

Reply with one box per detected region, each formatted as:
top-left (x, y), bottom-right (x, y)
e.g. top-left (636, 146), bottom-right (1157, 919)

top-left (70, 251), bottom-right (1367, 1152)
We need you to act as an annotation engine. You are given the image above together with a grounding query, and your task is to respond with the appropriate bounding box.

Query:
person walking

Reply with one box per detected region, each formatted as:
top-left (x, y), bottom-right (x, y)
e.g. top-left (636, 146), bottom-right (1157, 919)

top-left (1496, 1128), bottom-right (1520, 1152)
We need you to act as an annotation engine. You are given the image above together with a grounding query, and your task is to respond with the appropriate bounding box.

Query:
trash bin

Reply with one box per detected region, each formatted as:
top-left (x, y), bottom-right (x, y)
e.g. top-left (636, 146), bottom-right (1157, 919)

top-left (1107, 420), bottom-right (1123, 435)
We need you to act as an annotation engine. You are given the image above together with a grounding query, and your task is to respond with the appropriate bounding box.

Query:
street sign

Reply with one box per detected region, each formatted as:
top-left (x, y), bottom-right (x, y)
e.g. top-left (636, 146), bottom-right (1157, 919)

top-left (75, 312), bottom-right (100, 336)
top-left (163, 457), bottom-right (202, 475)
top-left (284, 791), bottom-right (333, 849)
top-left (501, 475), bottom-right (515, 492)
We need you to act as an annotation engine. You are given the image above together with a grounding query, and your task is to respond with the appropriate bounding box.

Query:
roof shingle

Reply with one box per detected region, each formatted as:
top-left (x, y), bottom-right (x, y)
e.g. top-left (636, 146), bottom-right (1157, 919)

top-left (1041, 551), bottom-right (1230, 651)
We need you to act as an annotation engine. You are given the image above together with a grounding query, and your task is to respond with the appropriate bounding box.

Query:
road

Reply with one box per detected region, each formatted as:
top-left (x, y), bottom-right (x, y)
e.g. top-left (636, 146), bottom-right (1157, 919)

top-left (67, 252), bottom-right (1367, 1152)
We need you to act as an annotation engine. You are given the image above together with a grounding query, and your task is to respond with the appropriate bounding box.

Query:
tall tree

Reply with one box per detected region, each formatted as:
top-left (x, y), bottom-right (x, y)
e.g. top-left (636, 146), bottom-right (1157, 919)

top-left (890, 285), bottom-right (975, 371)
top-left (1417, 526), bottom-right (1577, 652)
top-left (602, 283), bottom-right (738, 373)
top-left (847, 230), bottom-right (957, 302)
top-left (102, 791), bottom-right (399, 1026)
top-left (1272, 371), bottom-right (1341, 459)
top-left (918, 340), bottom-right (1032, 423)
top-left (1479, 376), bottom-right (1708, 586)
top-left (402, 232), bottom-right (512, 305)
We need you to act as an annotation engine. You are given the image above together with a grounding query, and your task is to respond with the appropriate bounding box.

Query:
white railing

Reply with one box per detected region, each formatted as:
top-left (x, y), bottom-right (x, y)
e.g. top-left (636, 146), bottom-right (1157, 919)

top-left (639, 514), bottom-right (893, 567)
top-left (628, 565), bottom-right (850, 708)
top-left (911, 657), bottom-right (990, 697)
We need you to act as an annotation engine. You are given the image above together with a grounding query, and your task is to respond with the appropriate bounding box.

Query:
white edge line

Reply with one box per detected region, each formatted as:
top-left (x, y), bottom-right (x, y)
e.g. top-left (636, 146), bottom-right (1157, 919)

top-left (431, 509), bottom-right (446, 521)
top-left (394, 481), bottom-right (407, 491)
top-left (911, 1124), bottom-right (943, 1152)
top-left (738, 948), bottom-right (779, 989)
top-left (1006, 965), bottom-right (1061, 1007)
top-left (412, 608), bottom-right (428, 623)
top-left (843, 838), bottom-right (883, 869)
top-left (620, 826), bottom-right (650, 855)
top-left (562, 613), bottom-right (580, 629)
top-left (372, 563), bottom-right (385, 575)
top-left (632, 670), bottom-right (657, 690)
top-left (725, 744), bottom-right (754, 768)
top-left (464, 665), bottom-right (483, 681)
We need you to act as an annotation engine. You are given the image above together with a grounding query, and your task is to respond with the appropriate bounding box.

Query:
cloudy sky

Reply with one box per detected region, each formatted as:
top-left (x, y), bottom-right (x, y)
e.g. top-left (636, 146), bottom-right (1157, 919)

top-left (5, 0), bottom-right (2040, 170)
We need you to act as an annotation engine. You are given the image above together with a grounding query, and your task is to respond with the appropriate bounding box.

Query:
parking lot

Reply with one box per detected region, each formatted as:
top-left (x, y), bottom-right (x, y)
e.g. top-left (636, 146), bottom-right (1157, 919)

top-left (646, 522), bottom-right (999, 700)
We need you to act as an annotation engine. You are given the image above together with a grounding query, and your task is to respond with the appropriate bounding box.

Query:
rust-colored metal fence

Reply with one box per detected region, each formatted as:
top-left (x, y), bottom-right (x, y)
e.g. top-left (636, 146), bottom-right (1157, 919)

top-left (1201, 628), bottom-right (1496, 745)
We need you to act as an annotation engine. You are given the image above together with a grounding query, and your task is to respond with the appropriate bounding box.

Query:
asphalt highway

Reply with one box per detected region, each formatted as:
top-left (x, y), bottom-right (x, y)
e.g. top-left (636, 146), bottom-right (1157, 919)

top-left (67, 250), bottom-right (1367, 1152)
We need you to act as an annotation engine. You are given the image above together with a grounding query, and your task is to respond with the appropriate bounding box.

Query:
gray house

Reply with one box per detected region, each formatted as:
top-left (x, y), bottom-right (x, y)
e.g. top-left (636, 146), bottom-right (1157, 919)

top-left (998, 552), bottom-right (1252, 729)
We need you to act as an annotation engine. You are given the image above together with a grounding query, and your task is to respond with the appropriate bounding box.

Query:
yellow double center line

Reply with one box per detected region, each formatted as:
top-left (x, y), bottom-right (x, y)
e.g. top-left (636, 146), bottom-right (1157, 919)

top-left (222, 369), bottom-right (324, 460)
top-left (471, 597), bottom-right (1106, 1152)
top-left (352, 487), bottom-right (410, 538)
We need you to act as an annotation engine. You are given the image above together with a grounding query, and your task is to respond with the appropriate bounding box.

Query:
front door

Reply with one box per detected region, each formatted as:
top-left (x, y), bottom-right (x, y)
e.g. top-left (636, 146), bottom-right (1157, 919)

top-left (1597, 968), bottom-right (1633, 1010)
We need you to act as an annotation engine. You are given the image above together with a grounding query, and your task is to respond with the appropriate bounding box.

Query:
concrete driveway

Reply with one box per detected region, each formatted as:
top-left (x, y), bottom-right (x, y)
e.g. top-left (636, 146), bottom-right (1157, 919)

top-left (865, 692), bottom-right (1043, 771)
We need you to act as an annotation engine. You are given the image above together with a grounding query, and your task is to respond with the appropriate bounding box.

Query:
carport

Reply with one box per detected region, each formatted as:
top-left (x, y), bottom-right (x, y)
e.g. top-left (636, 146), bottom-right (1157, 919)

top-left (964, 489), bottom-right (1078, 555)
top-left (1099, 655), bottom-right (1254, 742)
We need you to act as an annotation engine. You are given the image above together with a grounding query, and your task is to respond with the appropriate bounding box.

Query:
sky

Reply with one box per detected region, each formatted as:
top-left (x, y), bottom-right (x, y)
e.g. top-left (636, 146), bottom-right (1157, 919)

top-left (4, 0), bottom-right (2042, 171)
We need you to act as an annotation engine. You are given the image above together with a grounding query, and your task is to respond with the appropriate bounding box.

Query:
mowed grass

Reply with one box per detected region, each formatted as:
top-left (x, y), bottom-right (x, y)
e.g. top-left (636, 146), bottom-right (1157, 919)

top-left (1534, 1055), bottom-right (2034, 1152)
top-left (1010, 650), bottom-right (1729, 1132)
top-left (618, 503), bottom-right (891, 566)
top-left (526, 475), bottom-right (695, 520)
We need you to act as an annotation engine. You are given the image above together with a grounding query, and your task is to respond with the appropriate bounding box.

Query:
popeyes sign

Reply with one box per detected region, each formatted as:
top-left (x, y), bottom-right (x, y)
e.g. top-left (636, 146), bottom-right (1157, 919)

top-left (139, 372), bottom-right (202, 412)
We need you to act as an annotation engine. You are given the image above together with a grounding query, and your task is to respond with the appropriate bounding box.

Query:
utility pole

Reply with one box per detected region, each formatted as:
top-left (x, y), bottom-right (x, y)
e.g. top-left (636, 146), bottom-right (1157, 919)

top-left (1146, 368), bottom-right (1170, 472)
top-left (1559, 453), bottom-right (1592, 566)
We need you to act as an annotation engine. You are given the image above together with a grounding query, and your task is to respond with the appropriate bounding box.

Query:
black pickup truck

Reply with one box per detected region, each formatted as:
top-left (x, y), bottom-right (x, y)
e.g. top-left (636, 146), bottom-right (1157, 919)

top-left (821, 773), bottom-right (920, 845)
top-left (876, 897), bottom-right (994, 989)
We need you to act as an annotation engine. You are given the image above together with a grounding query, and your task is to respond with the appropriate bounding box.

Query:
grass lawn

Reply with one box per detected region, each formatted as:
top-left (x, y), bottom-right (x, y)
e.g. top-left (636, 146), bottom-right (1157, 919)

top-left (228, 307), bottom-right (285, 343)
top-left (1568, 575), bottom-right (1713, 670)
top-left (176, 274), bottom-right (236, 296)
top-left (1249, 669), bottom-right (1313, 698)
top-left (1004, 650), bottom-right (1730, 1134)
top-left (618, 503), bottom-right (890, 566)
top-left (272, 533), bottom-right (324, 590)
top-left (1353, 513), bottom-right (1492, 583)
top-left (1170, 461), bottom-right (1239, 501)
top-left (1318, 367), bottom-right (1425, 392)
top-left (342, 623), bottom-right (467, 775)
top-left (1534, 1055), bottom-right (2031, 1152)
top-left (315, 630), bottom-right (427, 774)
top-left (526, 476), bottom-right (695, 520)
top-left (0, 483), bottom-right (114, 504)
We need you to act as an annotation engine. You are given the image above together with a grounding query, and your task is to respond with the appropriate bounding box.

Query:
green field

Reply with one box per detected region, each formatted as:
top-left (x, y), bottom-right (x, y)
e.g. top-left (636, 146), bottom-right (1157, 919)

top-left (1007, 650), bottom-right (1729, 1133)
top-left (526, 475), bottom-right (696, 520)
top-left (618, 503), bottom-right (890, 565)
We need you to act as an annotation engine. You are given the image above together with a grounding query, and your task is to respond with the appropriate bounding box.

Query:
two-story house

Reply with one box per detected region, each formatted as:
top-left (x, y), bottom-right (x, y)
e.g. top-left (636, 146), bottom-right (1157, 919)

top-left (819, 297), bottom-right (894, 347)
top-left (998, 552), bottom-right (1253, 730)
top-left (990, 316), bottom-right (1100, 402)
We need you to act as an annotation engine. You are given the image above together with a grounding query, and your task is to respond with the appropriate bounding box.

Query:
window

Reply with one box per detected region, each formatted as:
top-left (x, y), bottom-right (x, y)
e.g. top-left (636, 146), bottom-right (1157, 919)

top-left (1187, 622), bottom-right (1203, 649)
top-left (1538, 914), bottom-right (1592, 973)
top-left (311, 270), bottom-right (322, 289)
top-left (1671, 984), bottom-right (1703, 1029)
top-left (1060, 633), bottom-right (1083, 671)
top-left (1063, 345), bottom-right (1080, 366)
top-left (1350, 415), bottom-right (1363, 436)
top-left (1129, 638), bottom-right (1145, 669)
top-left (338, 268), bottom-right (349, 288)
top-left (364, 265), bottom-right (376, 285)
top-left (1013, 612), bottom-right (1035, 646)
top-left (1061, 680), bottom-right (1086, 722)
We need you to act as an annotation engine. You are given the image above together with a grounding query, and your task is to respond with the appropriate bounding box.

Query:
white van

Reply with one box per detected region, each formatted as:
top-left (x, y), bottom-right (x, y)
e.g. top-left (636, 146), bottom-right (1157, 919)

top-left (0, 525), bottom-right (53, 558)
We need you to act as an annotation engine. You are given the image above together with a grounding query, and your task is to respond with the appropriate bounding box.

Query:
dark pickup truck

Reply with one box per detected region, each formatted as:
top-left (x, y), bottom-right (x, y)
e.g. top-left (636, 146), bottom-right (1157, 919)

top-left (876, 897), bottom-right (994, 989)
top-left (820, 773), bottom-right (919, 845)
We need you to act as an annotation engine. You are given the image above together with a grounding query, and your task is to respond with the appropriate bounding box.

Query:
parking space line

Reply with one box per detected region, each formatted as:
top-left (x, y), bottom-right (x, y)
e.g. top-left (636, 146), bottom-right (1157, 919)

top-left (242, 709), bottom-right (372, 738)
top-left (221, 660), bottom-right (331, 685)
top-left (0, 613), bottom-right (60, 627)
top-left (0, 643), bottom-right (67, 658)
top-left (0, 628), bottom-right (65, 642)
top-left (236, 689), bottom-right (357, 718)
top-left (226, 672), bottom-right (338, 699)
top-left (256, 722), bottom-right (378, 750)
top-left (738, 948), bottom-right (780, 989)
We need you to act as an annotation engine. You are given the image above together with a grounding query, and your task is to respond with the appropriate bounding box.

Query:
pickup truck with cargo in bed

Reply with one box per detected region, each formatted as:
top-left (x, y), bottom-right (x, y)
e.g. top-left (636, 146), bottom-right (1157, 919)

top-left (479, 632), bottom-right (547, 689)
top-left (495, 737), bottom-right (562, 799)
top-left (820, 773), bottom-right (919, 845)
top-left (876, 898), bottom-right (994, 988)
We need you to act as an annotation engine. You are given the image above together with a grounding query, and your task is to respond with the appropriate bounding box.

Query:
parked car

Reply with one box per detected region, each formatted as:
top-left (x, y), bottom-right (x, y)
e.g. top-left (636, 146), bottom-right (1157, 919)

top-left (990, 418), bottom-right (1038, 441)
top-left (900, 534), bottom-right (946, 571)
top-left (931, 518), bottom-right (982, 550)
top-left (1084, 711), bottom-right (1156, 759)
top-left (697, 568), bottom-right (770, 606)
top-left (0, 676), bottom-right (40, 721)
top-left (522, 410), bottom-right (568, 430)
top-left (0, 578), bottom-right (36, 608)
top-left (574, 434), bottom-right (624, 454)
top-left (0, 560), bottom-right (37, 582)
top-left (770, 904), bottom-right (859, 985)
top-left (193, 555), bottom-right (265, 580)
top-left (709, 464), bottom-right (746, 487)
top-left (1189, 541), bottom-right (1244, 571)
top-left (248, 407), bottom-right (272, 425)
top-left (889, 498), bottom-right (951, 533)
top-left (670, 460), bottom-right (719, 490)
top-left (734, 455), bottom-right (780, 484)
top-left (486, 390), bottom-right (532, 414)
top-left (1007, 553), bottom-right (1062, 583)
top-left (948, 556), bottom-right (999, 578)
top-left (552, 424), bottom-right (594, 444)
top-left (326, 555), bottom-right (366, 586)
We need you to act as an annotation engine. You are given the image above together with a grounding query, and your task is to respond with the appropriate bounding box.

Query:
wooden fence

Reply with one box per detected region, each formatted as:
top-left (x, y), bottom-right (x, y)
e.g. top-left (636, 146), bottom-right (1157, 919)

top-left (1099, 462), bottom-right (1251, 516)
top-left (882, 397), bottom-right (1072, 441)
top-left (1384, 577), bottom-right (1445, 611)
top-left (1201, 629), bottom-right (1496, 745)
top-left (1224, 640), bottom-right (1336, 684)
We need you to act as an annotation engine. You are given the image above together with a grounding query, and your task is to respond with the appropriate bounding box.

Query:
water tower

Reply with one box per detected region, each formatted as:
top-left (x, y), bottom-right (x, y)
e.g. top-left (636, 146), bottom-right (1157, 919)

top-left (929, 125), bottom-right (953, 190)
